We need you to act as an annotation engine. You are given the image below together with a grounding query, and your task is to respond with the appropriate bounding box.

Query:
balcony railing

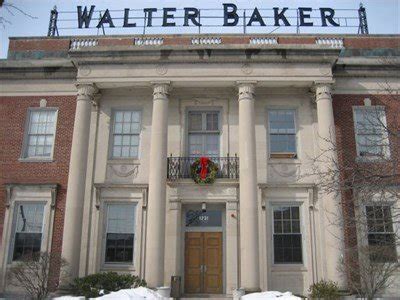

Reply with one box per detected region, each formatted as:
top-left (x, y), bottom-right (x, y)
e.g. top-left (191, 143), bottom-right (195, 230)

top-left (167, 156), bottom-right (239, 180)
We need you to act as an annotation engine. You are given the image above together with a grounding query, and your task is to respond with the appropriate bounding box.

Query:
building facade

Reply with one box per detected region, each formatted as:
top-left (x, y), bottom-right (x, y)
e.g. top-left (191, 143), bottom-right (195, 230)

top-left (0, 34), bottom-right (399, 297)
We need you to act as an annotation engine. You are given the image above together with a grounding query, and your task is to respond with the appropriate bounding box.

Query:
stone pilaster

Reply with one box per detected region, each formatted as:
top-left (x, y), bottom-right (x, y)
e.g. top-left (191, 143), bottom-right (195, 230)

top-left (61, 83), bottom-right (98, 280)
top-left (145, 82), bottom-right (170, 288)
top-left (237, 82), bottom-right (260, 292)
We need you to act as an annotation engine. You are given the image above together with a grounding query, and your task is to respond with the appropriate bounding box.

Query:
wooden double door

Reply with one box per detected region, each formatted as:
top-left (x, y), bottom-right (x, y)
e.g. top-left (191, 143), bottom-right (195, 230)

top-left (184, 232), bottom-right (223, 294)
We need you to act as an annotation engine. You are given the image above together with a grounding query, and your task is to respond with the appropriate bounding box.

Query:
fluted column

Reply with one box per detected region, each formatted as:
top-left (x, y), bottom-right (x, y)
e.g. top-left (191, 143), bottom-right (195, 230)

top-left (145, 82), bottom-right (170, 288)
top-left (315, 82), bottom-right (343, 285)
top-left (237, 82), bottom-right (260, 292)
top-left (61, 84), bottom-right (98, 280)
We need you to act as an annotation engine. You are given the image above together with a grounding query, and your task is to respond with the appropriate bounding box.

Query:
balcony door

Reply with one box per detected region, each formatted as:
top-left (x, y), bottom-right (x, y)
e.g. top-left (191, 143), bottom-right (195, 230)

top-left (188, 111), bottom-right (220, 157)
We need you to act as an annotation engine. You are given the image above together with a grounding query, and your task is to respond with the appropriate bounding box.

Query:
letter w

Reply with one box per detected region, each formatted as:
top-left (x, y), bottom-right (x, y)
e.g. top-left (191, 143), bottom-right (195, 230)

top-left (77, 5), bottom-right (95, 28)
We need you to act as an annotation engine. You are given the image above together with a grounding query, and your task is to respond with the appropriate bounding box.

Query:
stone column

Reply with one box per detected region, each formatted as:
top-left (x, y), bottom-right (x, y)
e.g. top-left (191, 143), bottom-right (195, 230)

top-left (61, 84), bottom-right (98, 280)
top-left (237, 82), bottom-right (260, 292)
top-left (145, 82), bottom-right (170, 288)
top-left (315, 82), bottom-right (343, 285)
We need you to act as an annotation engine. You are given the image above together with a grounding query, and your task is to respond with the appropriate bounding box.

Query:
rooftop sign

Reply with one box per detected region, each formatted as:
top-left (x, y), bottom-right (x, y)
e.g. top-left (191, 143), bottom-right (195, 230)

top-left (47, 3), bottom-right (369, 36)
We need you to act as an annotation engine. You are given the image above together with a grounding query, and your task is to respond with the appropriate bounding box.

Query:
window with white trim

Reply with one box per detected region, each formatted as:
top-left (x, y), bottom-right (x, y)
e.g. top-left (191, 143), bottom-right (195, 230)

top-left (11, 203), bottom-right (45, 261)
top-left (273, 206), bottom-right (302, 263)
top-left (24, 109), bottom-right (57, 158)
top-left (104, 203), bottom-right (136, 264)
top-left (353, 107), bottom-right (390, 158)
top-left (268, 109), bottom-right (297, 158)
top-left (111, 111), bottom-right (141, 158)
top-left (188, 111), bottom-right (220, 157)
top-left (366, 205), bottom-right (397, 262)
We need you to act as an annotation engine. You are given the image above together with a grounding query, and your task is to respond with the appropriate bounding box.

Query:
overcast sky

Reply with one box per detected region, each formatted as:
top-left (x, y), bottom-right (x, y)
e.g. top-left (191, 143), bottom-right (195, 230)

top-left (1, 0), bottom-right (399, 58)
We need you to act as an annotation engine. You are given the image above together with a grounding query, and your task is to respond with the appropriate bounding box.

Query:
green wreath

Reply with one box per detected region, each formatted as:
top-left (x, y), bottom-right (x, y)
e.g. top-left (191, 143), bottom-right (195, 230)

top-left (190, 158), bottom-right (219, 184)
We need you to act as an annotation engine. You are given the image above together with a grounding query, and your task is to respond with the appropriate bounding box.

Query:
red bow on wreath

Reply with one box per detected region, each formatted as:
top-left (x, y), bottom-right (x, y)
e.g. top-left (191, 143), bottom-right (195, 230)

top-left (199, 157), bottom-right (209, 180)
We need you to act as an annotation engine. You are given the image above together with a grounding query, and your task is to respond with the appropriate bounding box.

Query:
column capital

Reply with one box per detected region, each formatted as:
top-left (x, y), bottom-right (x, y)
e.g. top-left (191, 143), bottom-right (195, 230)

top-left (237, 81), bottom-right (257, 100)
top-left (313, 80), bottom-right (335, 102)
top-left (76, 83), bottom-right (98, 100)
top-left (151, 81), bottom-right (171, 98)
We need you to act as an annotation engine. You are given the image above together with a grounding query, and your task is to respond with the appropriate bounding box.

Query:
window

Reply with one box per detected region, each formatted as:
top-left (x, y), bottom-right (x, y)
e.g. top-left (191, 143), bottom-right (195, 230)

top-left (12, 203), bottom-right (45, 261)
top-left (273, 206), bottom-right (302, 264)
top-left (24, 109), bottom-right (57, 158)
top-left (353, 107), bottom-right (389, 158)
top-left (111, 111), bottom-right (141, 158)
top-left (105, 203), bottom-right (136, 264)
top-left (366, 205), bottom-right (397, 262)
top-left (268, 109), bottom-right (297, 158)
top-left (188, 111), bottom-right (220, 157)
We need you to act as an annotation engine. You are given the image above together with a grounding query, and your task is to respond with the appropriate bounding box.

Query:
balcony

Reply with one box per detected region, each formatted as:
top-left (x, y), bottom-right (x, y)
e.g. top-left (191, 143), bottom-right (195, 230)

top-left (167, 156), bottom-right (239, 180)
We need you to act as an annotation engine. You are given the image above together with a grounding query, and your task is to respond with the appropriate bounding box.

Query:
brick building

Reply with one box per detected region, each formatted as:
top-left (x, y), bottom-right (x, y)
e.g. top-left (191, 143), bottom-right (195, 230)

top-left (0, 34), bottom-right (399, 297)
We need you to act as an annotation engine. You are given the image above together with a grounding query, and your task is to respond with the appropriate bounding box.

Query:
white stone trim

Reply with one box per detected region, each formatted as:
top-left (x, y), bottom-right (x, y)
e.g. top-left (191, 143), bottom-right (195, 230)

top-left (133, 37), bottom-right (164, 46)
top-left (70, 38), bottom-right (99, 50)
top-left (315, 37), bottom-right (344, 49)
top-left (0, 184), bottom-right (57, 292)
top-left (249, 37), bottom-right (278, 45)
top-left (191, 37), bottom-right (222, 45)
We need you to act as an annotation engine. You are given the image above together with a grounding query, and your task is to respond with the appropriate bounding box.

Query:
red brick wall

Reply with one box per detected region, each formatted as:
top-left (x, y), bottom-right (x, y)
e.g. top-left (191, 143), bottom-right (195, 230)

top-left (333, 93), bottom-right (400, 287)
top-left (0, 95), bottom-right (76, 290)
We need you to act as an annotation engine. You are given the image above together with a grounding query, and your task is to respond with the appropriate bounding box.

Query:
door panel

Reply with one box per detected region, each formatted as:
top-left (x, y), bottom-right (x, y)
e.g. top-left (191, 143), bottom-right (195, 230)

top-left (184, 232), bottom-right (223, 294)
top-left (203, 232), bottom-right (223, 294)
top-left (185, 232), bottom-right (203, 294)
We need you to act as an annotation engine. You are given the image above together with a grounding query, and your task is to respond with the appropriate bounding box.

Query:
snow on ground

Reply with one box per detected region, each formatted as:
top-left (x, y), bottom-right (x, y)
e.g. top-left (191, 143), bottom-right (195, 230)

top-left (53, 287), bottom-right (168, 299)
top-left (241, 291), bottom-right (301, 299)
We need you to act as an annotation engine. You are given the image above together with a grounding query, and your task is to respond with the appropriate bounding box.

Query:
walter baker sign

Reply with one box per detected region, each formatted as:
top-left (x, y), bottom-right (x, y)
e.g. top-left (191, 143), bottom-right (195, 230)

top-left (76, 4), bottom-right (342, 30)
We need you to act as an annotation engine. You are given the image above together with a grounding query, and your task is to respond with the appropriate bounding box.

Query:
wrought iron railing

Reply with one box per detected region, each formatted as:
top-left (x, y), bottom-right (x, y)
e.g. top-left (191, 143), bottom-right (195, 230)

top-left (167, 155), bottom-right (239, 180)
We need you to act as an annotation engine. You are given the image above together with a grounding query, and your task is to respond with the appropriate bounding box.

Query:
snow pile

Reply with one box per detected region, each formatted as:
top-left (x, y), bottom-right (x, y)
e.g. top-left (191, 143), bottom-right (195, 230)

top-left (53, 287), bottom-right (168, 299)
top-left (96, 287), bottom-right (165, 299)
top-left (241, 291), bottom-right (301, 299)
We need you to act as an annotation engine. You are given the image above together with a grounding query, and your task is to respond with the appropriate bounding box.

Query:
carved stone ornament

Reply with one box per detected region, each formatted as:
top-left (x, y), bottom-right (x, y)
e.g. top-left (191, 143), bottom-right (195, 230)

top-left (110, 164), bottom-right (139, 178)
top-left (155, 63), bottom-right (168, 75)
top-left (79, 66), bottom-right (92, 76)
top-left (152, 82), bottom-right (170, 99)
top-left (241, 63), bottom-right (253, 75)
top-left (77, 84), bottom-right (98, 100)
top-left (314, 83), bottom-right (333, 102)
top-left (237, 82), bottom-right (256, 100)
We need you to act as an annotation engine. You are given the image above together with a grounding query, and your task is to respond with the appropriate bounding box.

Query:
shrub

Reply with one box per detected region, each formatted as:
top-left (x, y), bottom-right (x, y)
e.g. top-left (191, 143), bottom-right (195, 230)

top-left (309, 280), bottom-right (340, 299)
top-left (7, 252), bottom-right (68, 300)
top-left (71, 272), bottom-right (146, 298)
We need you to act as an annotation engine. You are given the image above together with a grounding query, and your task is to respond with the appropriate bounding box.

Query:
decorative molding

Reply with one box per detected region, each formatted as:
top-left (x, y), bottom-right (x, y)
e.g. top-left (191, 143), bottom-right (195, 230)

top-left (152, 82), bottom-right (171, 99)
top-left (76, 84), bottom-right (98, 100)
top-left (110, 164), bottom-right (139, 178)
top-left (169, 201), bottom-right (181, 210)
top-left (4, 184), bottom-right (58, 209)
top-left (95, 186), bottom-right (101, 209)
top-left (133, 37), bottom-right (164, 46)
top-left (155, 63), bottom-right (168, 75)
top-left (93, 183), bottom-right (148, 209)
top-left (142, 188), bottom-right (148, 208)
top-left (237, 81), bottom-right (256, 100)
top-left (241, 63), bottom-right (253, 75)
top-left (313, 80), bottom-right (335, 102)
top-left (79, 66), bottom-right (92, 77)
top-left (249, 37), bottom-right (278, 45)
top-left (50, 186), bottom-right (57, 208)
top-left (39, 99), bottom-right (47, 107)
top-left (191, 37), bottom-right (222, 45)
top-left (315, 37), bottom-right (343, 49)
top-left (227, 201), bottom-right (238, 211)
top-left (5, 185), bottom-right (11, 208)
top-left (70, 38), bottom-right (98, 50)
